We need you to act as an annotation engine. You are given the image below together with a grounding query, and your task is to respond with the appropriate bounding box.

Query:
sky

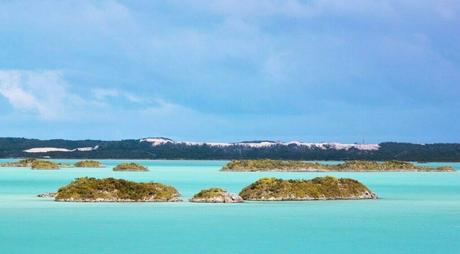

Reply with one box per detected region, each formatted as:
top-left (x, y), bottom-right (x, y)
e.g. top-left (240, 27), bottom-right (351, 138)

top-left (0, 0), bottom-right (459, 143)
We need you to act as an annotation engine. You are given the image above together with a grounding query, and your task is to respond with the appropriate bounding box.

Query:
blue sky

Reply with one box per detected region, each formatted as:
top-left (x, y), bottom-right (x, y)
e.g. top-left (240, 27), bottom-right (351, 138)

top-left (0, 0), bottom-right (459, 143)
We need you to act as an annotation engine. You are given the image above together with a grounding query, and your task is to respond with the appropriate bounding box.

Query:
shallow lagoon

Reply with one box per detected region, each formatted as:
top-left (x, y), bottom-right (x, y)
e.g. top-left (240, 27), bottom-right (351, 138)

top-left (0, 160), bottom-right (459, 254)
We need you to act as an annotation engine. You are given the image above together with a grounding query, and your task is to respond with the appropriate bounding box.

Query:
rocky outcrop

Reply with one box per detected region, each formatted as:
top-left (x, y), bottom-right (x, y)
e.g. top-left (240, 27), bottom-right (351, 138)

top-left (239, 176), bottom-right (378, 201)
top-left (190, 188), bottom-right (243, 203)
top-left (37, 192), bottom-right (57, 198)
top-left (113, 163), bottom-right (148, 171)
top-left (0, 158), bottom-right (38, 167)
top-left (222, 159), bottom-right (455, 172)
top-left (74, 160), bottom-right (104, 168)
top-left (31, 160), bottom-right (60, 170)
top-left (55, 177), bottom-right (181, 202)
top-left (0, 159), bottom-right (73, 169)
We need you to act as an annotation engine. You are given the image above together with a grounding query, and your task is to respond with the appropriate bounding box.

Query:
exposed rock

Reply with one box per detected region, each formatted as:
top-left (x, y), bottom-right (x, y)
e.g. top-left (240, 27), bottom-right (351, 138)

top-left (190, 188), bottom-right (243, 203)
top-left (37, 192), bottom-right (57, 198)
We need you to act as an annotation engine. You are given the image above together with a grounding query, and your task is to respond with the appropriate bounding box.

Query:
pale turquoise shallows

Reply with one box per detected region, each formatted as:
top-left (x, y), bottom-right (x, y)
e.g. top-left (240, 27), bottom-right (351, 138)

top-left (0, 159), bottom-right (459, 254)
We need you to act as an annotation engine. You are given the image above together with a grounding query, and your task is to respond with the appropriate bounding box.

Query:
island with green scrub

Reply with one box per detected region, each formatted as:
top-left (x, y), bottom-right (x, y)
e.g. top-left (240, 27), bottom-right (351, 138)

top-left (239, 176), bottom-right (377, 201)
top-left (222, 159), bottom-right (455, 172)
top-left (74, 160), bottom-right (104, 168)
top-left (0, 158), bottom-right (38, 167)
top-left (31, 160), bottom-right (61, 170)
top-left (113, 162), bottom-right (148, 171)
top-left (190, 188), bottom-right (243, 203)
top-left (0, 158), bottom-right (73, 169)
top-left (54, 177), bottom-right (181, 202)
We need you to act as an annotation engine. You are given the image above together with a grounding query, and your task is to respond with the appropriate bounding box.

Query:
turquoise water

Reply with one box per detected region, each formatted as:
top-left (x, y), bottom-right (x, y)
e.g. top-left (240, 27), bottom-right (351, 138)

top-left (0, 159), bottom-right (459, 254)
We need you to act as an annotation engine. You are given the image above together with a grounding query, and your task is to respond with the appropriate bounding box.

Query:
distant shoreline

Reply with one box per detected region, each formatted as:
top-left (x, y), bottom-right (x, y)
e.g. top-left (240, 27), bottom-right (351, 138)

top-left (1, 137), bottom-right (460, 162)
top-left (0, 157), bottom-right (459, 164)
top-left (221, 160), bottom-right (456, 172)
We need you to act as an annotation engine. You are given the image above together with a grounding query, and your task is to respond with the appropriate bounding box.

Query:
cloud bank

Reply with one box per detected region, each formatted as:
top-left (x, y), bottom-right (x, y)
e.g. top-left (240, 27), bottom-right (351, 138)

top-left (0, 0), bottom-right (459, 142)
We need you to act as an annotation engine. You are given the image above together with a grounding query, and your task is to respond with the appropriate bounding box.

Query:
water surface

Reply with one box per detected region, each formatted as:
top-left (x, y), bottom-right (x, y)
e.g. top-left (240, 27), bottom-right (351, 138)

top-left (0, 160), bottom-right (459, 254)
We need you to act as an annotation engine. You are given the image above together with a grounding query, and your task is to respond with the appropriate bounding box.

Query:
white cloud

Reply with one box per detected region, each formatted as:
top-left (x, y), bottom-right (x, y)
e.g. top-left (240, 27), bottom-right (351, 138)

top-left (0, 70), bottom-right (78, 119)
top-left (0, 72), bottom-right (42, 112)
top-left (0, 70), bottom-right (196, 123)
top-left (0, 70), bottom-right (147, 120)
top-left (91, 87), bottom-right (144, 103)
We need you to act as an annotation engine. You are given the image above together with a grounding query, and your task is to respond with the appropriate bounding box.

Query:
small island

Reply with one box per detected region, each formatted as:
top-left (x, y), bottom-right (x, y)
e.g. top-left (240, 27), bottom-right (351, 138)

top-left (0, 158), bottom-right (38, 167)
top-left (113, 162), bottom-right (148, 171)
top-left (239, 176), bottom-right (377, 201)
top-left (0, 158), bottom-right (73, 169)
top-left (222, 159), bottom-right (455, 172)
top-left (31, 160), bottom-right (60, 170)
top-left (190, 188), bottom-right (243, 203)
top-left (54, 177), bottom-right (181, 202)
top-left (74, 160), bottom-right (104, 168)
